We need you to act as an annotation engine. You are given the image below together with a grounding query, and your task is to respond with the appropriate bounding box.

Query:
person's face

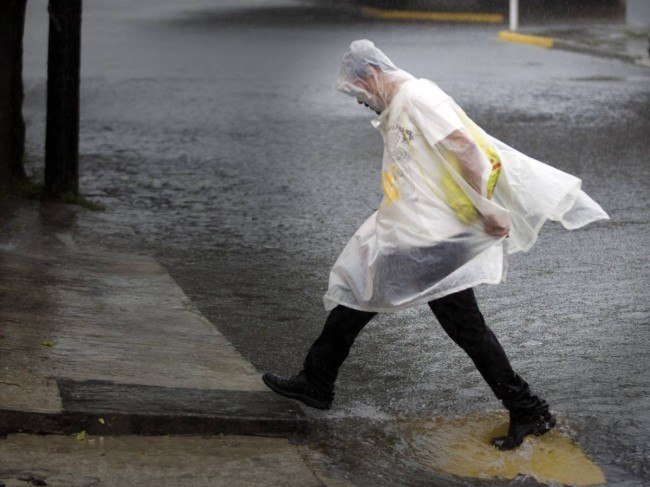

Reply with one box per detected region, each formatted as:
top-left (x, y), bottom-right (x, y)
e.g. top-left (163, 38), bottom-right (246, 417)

top-left (353, 73), bottom-right (382, 114)
top-left (356, 95), bottom-right (380, 114)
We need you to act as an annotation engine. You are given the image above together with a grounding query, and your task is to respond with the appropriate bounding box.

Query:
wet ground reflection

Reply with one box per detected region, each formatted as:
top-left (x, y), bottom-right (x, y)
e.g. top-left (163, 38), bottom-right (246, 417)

top-left (19, 0), bottom-right (650, 484)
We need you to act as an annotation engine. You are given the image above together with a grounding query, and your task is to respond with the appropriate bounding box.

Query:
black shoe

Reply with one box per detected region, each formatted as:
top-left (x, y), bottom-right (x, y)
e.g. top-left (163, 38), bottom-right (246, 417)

top-left (492, 409), bottom-right (557, 450)
top-left (262, 371), bottom-right (334, 410)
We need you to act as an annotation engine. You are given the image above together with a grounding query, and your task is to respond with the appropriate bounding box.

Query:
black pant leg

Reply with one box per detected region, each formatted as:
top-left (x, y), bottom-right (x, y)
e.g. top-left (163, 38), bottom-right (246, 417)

top-left (303, 305), bottom-right (376, 393)
top-left (428, 288), bottom-right (547, 414)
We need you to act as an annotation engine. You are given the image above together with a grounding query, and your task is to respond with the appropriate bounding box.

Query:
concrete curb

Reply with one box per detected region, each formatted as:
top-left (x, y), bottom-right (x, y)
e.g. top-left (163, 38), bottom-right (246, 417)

top-left (553, 37), bottom-right (645, 65)
top-left (362, 6), bottom-right (503, 24)
top-left (0, 380), bottom-right (307, 438)
top-left (498, 30), bottom-right (648, 66)
top-left (497, 31), bottom-right (554, 48)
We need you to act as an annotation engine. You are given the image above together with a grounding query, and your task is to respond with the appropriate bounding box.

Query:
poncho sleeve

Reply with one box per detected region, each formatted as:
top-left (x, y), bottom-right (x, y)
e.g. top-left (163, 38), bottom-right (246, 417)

top-left (402, 82), bottom-right (510, 234)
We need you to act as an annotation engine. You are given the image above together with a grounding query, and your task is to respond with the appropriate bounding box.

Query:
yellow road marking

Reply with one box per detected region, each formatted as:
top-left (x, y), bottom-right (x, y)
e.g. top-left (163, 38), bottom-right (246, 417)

top-left (498, 30), bottom-right (555, 48)
top-left (362, 7), bottom-right (504, 24)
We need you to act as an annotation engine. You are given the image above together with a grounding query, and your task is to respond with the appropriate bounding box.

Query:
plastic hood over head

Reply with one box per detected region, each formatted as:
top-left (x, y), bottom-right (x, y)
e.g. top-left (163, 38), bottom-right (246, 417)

top-left (337, 40), bottom-right (414, 113)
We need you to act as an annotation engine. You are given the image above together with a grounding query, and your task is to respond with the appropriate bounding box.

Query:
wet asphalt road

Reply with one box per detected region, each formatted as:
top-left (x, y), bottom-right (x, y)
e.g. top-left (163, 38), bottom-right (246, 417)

top-left (21, 1), bottom-right (650, 485)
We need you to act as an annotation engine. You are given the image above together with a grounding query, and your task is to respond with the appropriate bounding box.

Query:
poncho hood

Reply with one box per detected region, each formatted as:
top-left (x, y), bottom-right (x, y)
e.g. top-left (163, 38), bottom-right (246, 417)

top-left (337, 40), bottom-right (414, 114)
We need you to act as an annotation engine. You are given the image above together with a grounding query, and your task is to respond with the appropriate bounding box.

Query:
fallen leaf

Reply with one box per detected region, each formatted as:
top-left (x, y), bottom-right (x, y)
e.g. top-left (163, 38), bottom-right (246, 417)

top-left (42, 340), bottom-right (55, 348)
top-left (99, 418), bottom-right (105, 425)
top-left (75, 430), bottom-right (87, 441)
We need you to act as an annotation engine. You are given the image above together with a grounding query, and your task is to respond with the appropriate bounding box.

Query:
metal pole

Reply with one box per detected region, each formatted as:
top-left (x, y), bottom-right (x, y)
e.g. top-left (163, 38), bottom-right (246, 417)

top-left (45, 0), bottom-right (82, 198)
top-left (509, 0), bottom-right (519, 31)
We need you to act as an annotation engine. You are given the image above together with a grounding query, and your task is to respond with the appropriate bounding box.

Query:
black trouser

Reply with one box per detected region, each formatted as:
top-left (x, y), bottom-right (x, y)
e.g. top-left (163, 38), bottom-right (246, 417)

top-left (303, 288), bottom-right (547, 414)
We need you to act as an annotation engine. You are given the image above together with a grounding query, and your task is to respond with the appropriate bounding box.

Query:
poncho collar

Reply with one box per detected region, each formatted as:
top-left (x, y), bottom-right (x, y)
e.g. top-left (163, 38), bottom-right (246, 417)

top-left (371, 78), bottom-right (414, 130)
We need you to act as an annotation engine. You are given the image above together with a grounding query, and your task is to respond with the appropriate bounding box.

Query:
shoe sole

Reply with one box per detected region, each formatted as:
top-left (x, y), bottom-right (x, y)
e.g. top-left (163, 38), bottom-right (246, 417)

top-left (262, 374), bottom-right (332, 410)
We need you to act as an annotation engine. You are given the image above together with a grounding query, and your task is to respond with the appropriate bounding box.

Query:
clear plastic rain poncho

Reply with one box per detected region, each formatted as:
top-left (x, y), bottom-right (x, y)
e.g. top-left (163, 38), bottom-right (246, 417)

top-left (323, 40), bottom-right (609, 312)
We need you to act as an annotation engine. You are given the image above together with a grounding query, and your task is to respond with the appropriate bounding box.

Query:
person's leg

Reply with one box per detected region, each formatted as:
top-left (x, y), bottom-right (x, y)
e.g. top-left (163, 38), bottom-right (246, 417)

top-left (263, 305), bottom-right (376, 409)
top-left (303, 305), bottom-right (377, 392)
top-left (428, 288), bottom-right (555, 449)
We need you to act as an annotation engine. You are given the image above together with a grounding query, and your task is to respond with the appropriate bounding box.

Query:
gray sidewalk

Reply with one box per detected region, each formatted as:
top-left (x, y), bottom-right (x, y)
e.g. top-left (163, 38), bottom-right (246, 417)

top-left (0, 199), bottom-right (304, 438)
top-left (0, 434), bottom-right (350, 487)
top-left (518, 23), bottom-right (650, 66)
top-left (0, 198), bottom-right (350, 487)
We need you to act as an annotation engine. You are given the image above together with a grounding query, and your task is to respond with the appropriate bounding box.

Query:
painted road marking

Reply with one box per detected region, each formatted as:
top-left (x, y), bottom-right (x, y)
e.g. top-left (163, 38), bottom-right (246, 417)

top-left (498, 30), bottom-right (555, 48)
top-left (362, 7), bottom-right (504, 24)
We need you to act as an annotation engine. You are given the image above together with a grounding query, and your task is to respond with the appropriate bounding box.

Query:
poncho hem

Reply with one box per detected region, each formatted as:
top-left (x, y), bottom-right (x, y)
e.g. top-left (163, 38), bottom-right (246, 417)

top-left (323, 274), bottom-right (504, 313)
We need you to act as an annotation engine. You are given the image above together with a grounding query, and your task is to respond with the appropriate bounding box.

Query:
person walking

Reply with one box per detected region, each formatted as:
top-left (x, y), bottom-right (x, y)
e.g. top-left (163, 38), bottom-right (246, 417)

top-left (263, 40), bottom-right (609, 450)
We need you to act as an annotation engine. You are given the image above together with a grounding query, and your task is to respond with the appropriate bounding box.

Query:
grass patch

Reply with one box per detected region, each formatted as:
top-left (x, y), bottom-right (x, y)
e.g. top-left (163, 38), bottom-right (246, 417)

top-left (10, 223), bottom-right (23, 235)
top-left (4, 154), bottom-right (105, 210)
top-left (625, 29), bottom-right (650, 39)
top-left (1, 180), bottom-right (105, 211)
top-left (61, 192), bottom-right (105, 211)
top-left (14, 179), bottom-right (44, 199)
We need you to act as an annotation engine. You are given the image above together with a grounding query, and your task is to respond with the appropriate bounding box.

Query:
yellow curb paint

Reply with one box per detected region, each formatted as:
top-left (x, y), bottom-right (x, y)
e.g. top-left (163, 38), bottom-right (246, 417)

top-left (498, 30), bottom-right (555, 48)
top-left (362, 6), bottom-right (504, 24)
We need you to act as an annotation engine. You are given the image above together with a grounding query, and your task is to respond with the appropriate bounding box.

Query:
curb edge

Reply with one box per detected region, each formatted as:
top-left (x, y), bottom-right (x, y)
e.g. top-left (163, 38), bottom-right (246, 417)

top-left (498, 30), bottom-right (647, 66)
top-left (497, 31), bottom-right (554, 48)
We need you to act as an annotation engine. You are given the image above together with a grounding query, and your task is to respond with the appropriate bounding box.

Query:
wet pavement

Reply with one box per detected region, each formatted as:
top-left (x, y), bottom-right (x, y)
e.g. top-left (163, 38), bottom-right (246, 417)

top-left (0, 433), bottom-right (344, 487)
top-left (11, 0), bottom-right (650, 485)
top-left (0, 199), bottom-right (306, 437)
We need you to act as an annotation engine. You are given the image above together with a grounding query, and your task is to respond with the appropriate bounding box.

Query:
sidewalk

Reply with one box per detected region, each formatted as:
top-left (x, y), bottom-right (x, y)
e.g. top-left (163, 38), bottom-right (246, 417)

top-left (505, 23), bottom-right (650, 67)
top-left (0, 199), bottom-right (346, 486)
top-left (0, 199), bottom-right (305, 438)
